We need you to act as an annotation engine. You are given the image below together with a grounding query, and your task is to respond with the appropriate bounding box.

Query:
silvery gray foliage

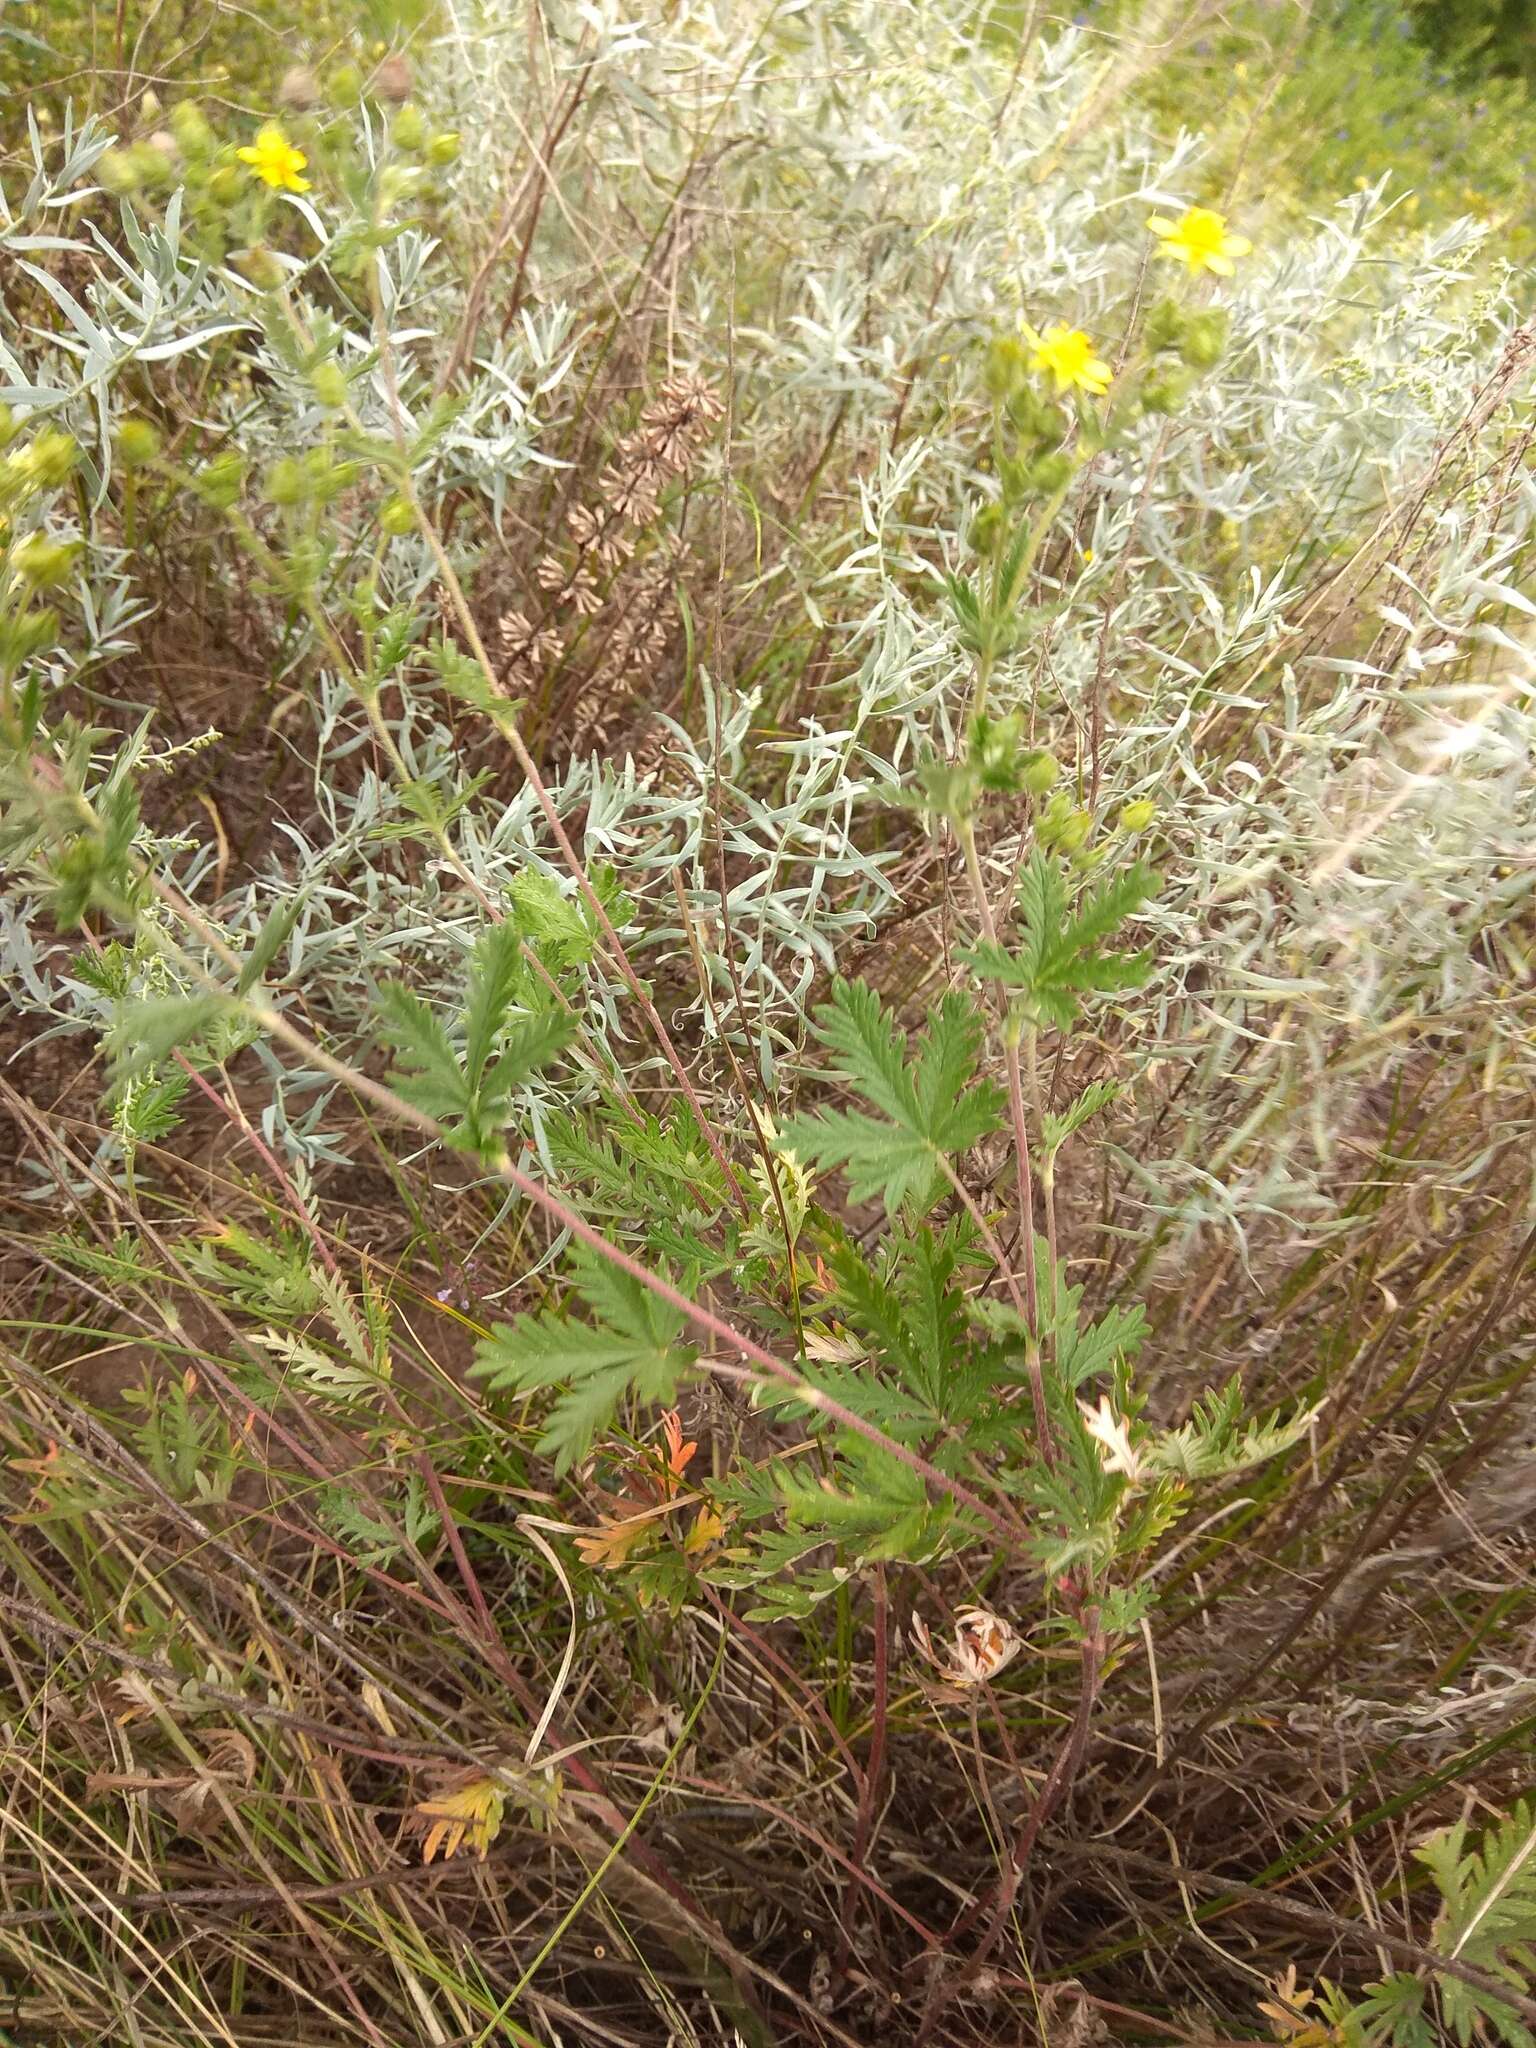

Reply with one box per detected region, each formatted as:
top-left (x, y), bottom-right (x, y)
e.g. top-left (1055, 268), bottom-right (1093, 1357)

top-left (1, 1), bottom-right (1532, 1253)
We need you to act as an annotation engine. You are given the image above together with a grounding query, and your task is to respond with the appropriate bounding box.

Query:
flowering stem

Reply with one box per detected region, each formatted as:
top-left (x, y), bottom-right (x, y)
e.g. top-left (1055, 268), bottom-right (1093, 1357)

top-left (958, 817), bottom-right (1054, 1469)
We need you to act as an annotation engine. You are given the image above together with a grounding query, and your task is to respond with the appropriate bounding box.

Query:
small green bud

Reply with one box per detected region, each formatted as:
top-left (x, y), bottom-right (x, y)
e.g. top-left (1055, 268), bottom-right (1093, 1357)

top-left (970, 710), bottom-right (1026, 793)
top-left (115, 417), bottom-right (163, 469)
top-left (1054, 808), bottom-right (1092, 854)
top-left (1141, 369), bottom-right (1193, 416)
top-left (426, 130), bottom-right (461, 167)
top-left (133, 139), bottom-right (177, 188)
top-left (1029, 450), bottom-right (1074, 494)
top-left (1006, 386), bottom-right (1064, 448)
top-left (391, 103), bottom-right (427, 151)
top-left (378, 164), bottom-right (423, 209)
top-left (1179, 309), bottom-right (1229, 371)
top-left (1039, 792), bottom-right (1092, 854)
top-left (170, 100), bottom-right (216, 155)
top-left (997, 456), bottom-right (1030, 506)
top-left (1143, 297), bottom-right (1186, 354)
top-left (328, 63), bottom-right (363, 105)
top-left (0, 607), bottom-right (59, 667)
top-left (20, 431), bottom-right (78, 489)
top-left (265, 457), bottom-right (306, 507)
top-left (1021, 749), bottom-right (1059, 795)
top-left (1119, 798), bottom-right (1157, 834)
top-left (11, 535), bottom-right (80, 588)
top-left (983, 336), bottom-right (1027, 400)
top-left (969, 503), bottom-right (1004, 553)
top-left (310, 362), bottom-right (349, 409)
top-left (378, 493), bottom-right (416, 535)
top-left (207, 164), bottom-right (243, 206)
top-left (194, 451), bottom-right (245, 509)
top-left (97, 147), bottom-right (142, 195)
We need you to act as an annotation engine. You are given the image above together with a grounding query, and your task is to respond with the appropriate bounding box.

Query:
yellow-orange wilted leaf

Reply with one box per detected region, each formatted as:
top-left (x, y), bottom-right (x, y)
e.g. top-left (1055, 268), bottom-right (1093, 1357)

top-left (412, 1774), bottom-right (505, 1863)
top-left (574, 1507), bottom-right (665, 1568)
top-left (683, 1505), bottom-right (729, 1555)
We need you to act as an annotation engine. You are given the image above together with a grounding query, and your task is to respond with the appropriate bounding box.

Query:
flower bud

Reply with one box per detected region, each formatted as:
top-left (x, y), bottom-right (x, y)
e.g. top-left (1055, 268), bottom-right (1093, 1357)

top-left (378, 493), bottom-right (416, 535)
top-left (21, 431), bottom-right (78, 489)
top-left (194, 451), bottom-right (245, 508)
top-left (0, 607), bottom-right (59, 666)
top-left (1141, 369), bottom-right (1193, 416)
top-left (97, 148), bottom-right (142, 195)
top-left (170, 100), bottom-right (215, 155)
top-left (11, 535), bottom-right (80, 588)
top-left (969, 503), bottom-right (1004, 553)
top-left (1006, 386), bottom-right (1064, 448)
top-left (983, 336), bottom-right (1027, 399)
top-left (1144, 297), bottom-right (1186, 354)
top-left (115, 417), bottom-right (163, 469)
top-left (264, 457), bottom-right (306, 507)
top-left (1021, 749), bottom-right (1059, 795)
top-left (426, 130), bottom-right (462, 167)
top-left (1038, 793), bottom-right (1092, 853)
top-left (1054, 808), bottom-right (1092, 854)
top-left (391, 103), bottom-right (427, 151)
top-left (1179, 309), bottom-right (1229, 371)
top-left (1029, 450), bottom-right (1074, 494)
top-left (310, 361), bottom-right (348, 409)
top-left (234, 245), bottom-right (286, 291)
top-left (1119, 798), bottom-right (1157, 833)
top-left (207, 164), bottom-right (243, 205)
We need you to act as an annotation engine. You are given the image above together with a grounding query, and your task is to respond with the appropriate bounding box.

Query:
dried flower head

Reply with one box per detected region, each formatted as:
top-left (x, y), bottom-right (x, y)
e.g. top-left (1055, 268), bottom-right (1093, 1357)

top-left (911, 1606), bottom-right (1023, 1688)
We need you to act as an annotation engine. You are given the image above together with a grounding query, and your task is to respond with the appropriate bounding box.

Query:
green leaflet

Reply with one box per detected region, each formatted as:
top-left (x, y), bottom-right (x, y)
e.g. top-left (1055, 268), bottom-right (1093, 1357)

top-left (471, 1245), bottom-right (697, 1472)
top-left (778, 979), bottom-right (1005, 1217)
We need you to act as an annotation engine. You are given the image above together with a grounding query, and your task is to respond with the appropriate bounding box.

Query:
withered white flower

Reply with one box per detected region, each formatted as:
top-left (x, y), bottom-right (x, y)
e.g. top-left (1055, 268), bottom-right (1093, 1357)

top-left (911, 1606), bottom-right (1023, 1688)
top-left (1079, 1396), bottom-right (1146, 1483)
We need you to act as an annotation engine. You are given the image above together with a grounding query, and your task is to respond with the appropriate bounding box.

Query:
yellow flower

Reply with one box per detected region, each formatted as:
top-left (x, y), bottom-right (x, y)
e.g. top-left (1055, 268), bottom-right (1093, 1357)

top-left (235, 123), bottom-right (311, 193)
top-left (1147, 206), bottom-right (1251, 277)
top-left (1021, 322), bottom-right (1112, 396)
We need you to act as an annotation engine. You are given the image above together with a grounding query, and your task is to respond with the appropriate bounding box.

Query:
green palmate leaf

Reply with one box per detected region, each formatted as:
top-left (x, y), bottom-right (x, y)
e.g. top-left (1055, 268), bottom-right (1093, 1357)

top-left (471, 1246), bottom-right (697, 1471)
top-left (374, 982), bottom-right (464, 1120)
top-left (961, 853), bottom-right (1161, 1028)
top-left (779, 981), bottom-right (1004, 1216)
top-left (462, 921), bottom-right (527, 1093)
top-left (1354, 1975), bottom-right (1436, 2048)
top-left (776, 1434), bottom-right (953, 1563)
top-left (508, 869), bottom-right (595, 971)
top-left (375, 926), bottom-right (571, 1154)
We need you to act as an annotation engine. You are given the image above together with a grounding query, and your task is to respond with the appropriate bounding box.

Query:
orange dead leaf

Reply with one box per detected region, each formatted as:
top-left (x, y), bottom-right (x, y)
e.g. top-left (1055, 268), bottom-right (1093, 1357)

top-left (660, 1409), bottom-right (696, 1492)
